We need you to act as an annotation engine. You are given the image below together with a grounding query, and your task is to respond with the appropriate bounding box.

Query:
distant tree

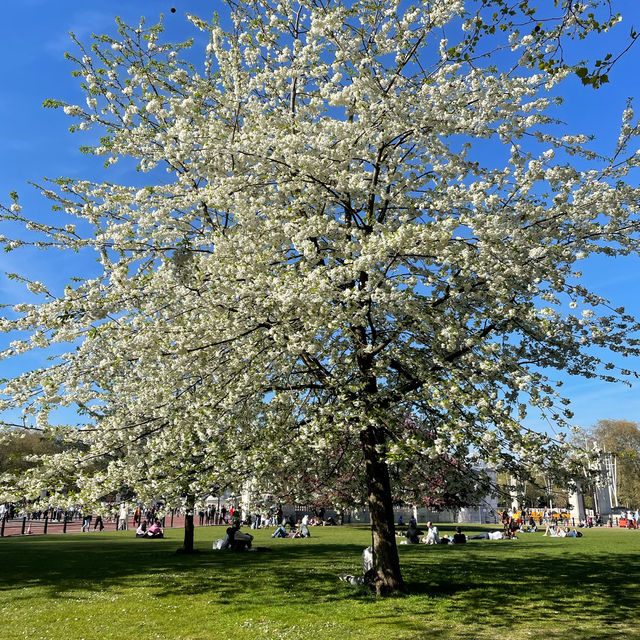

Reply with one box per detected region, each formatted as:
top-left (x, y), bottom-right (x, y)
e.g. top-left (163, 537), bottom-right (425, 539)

top-left (589, 419), bottom-right (640, 508)
top-left (496, 472), bottom-right (569, 511)
top-left (0, 431), bottom-right (63, 475)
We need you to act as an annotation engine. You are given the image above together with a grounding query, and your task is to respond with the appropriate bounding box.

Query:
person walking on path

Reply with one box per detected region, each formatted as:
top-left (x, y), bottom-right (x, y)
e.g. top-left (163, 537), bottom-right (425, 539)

top-left (93, 512), bottom-right (104, 531)
top-left (81, 512), bottom-right (92, 532)
top-left (118, 502), bottom-right (128, 530)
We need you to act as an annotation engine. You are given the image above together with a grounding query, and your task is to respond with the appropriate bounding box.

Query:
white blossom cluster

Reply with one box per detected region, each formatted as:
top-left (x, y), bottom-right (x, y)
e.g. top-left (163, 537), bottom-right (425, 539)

top-left (0, 0), bottom-right (638, 516)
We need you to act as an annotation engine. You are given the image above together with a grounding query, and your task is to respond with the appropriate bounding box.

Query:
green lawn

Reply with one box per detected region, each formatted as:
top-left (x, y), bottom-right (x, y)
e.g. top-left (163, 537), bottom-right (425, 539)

top-left (1, 524), bottom-right (639, 639)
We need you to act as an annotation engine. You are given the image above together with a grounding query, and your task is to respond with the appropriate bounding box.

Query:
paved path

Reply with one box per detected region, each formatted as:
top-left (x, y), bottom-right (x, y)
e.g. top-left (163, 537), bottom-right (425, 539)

top-left (0, 514), bottom-right (228, 537)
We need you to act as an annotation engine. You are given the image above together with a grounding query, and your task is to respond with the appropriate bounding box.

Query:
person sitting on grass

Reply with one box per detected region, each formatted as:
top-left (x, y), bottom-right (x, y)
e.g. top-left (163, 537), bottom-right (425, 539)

top-left (271, 523), bottom-right (288, 538)
top-left (452, 526), bottom-right (467, 544)
top-left (146, 519), bottom-right (164, 538)
top-left (226, 523), bottom-right (253, 550)
top-left (421, 521), bottom-right (440, 545)
top-left (288, 521), bottom-right (312, 538)
top-left (405, 522), bottom-right (423, 544)
top-left (135, 520), bottom-right (148, 538)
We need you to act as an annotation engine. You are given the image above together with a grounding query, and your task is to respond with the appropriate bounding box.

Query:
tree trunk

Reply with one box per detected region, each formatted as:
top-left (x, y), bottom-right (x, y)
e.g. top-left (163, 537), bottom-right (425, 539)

top-left (178, 494), bottom-right (196, 554)
top-left (360, 424), bottom-right (406, 595)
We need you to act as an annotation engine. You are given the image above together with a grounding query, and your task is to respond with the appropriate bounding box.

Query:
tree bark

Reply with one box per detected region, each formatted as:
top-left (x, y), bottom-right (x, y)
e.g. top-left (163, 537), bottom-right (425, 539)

top-left (178, 494), bottom-right (196, 554)
top-left (360, 424), bottom-right (406, 595)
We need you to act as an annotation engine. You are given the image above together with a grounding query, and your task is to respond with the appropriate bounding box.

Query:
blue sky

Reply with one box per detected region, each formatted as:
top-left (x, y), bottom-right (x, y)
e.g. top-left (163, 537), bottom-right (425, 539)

top-left (0, 1), bottom-right (639, 434)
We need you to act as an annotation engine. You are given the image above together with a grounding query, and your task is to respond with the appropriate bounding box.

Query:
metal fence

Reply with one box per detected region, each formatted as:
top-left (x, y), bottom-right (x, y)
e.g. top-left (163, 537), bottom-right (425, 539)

top-left (0, 510), bottom-right (229, 538)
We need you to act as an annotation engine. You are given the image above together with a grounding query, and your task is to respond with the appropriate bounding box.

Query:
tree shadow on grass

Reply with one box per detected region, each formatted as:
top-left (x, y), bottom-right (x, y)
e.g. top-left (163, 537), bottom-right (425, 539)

top-left (2, 528), bottom-right (640, 624)
top-left (401, 537), bottom-right (640, 628)
top-left (0, 529), bottom-right (376, 605)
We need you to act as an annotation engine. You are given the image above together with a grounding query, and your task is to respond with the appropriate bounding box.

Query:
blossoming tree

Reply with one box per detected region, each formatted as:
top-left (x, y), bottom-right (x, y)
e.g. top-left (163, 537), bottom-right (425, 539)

top-left (1, 0), bottom-right (640, 593)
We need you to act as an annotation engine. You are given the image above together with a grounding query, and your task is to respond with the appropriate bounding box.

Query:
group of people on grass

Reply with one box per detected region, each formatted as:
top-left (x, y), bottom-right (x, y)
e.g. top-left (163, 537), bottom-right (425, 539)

top-left (221, 523), bottom-right (254, 550)
top-left (212, 510), bottom-right (326, 550)
top-left (400, 521), bottom-right (515, 544)
top-left (133, 505), bottom-right (589, 550)
top-left (398, 519), bottom-right (471, 545)
top-left (135, 519), bottom-right (164, 538)
top-left (542, 523), bottom-right (583, 537)
top-left (213, 521), bottom-right (274, 551)
top-left (271, 513), bottom-right (312, 538)
top-left (397, 516), bottom-right (585, 545)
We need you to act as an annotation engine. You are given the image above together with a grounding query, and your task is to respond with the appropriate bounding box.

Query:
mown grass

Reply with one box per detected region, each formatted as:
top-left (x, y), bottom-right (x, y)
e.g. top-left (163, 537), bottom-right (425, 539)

top-left (1, 523), bottom-right (639, 639)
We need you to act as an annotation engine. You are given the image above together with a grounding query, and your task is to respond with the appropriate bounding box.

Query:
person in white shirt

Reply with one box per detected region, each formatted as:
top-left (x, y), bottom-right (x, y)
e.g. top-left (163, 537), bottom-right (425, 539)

top-left (118, 502), bottom-right (128, 530)
top-left (422, 521), bottom-right (440, 545)
top-left (468, 530), bottom-right (512, 540)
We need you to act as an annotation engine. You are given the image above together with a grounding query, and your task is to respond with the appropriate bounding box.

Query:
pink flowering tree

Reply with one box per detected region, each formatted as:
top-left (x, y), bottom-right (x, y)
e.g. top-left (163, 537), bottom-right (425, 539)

top-left (266, 415), bottom-right (488, 513)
